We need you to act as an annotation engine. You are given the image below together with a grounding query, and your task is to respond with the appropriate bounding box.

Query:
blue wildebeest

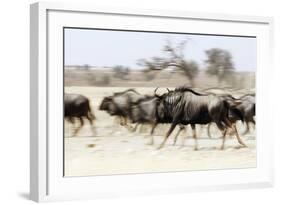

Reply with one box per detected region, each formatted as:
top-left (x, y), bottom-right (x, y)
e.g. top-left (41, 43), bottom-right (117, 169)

top-left (128, 94), bottom-right (159, 144)
top-left (207, 93), bottom-right (255, 138)
top-left (153, 87), bottom-right (246, 150)
top-left (238, 94), bottom-right (255, 134)
top-left (128, 89), bottom-right (187, 145)
top-left (99, 89), bottom-right (146, 130)
top-left (64, 93), bottom-right (96, 137)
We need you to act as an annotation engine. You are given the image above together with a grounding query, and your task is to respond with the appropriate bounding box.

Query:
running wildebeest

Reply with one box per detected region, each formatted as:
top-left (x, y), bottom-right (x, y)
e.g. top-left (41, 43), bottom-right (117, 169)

top-left (172, 94), bottom-right (245, 146)
top-left (128, 94), bottom-right (159, 144)
top-left (128, 89), bottom-right (187, 145)
top-left (207, 93), bottom-right (255, 138)
top-left (99, 89), bottom-right (146, 129)
top-left (239, 94), bottom-right (255, 134)
top-left (64, 93), bottom-right (96, 137)
top-left (153, 86), bottom-right (246, 150)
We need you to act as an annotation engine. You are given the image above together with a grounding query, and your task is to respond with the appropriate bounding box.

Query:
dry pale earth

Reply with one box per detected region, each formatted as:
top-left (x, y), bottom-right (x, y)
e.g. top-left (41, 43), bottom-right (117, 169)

top-left (64, 87), bottom-right (256, 177)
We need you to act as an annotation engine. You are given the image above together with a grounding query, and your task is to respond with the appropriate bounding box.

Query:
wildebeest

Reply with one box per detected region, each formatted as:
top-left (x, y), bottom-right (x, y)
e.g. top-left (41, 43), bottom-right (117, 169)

top-left (238, 94), bottom-right (255, 134)
top-left (153, 87), bottom-right (246, 150)
top-left (99, 89), bottom-right (146, 129)
top-left (128, 90), bottom-right (187, 145)
top-left (172, 94), bottom-right (245, 146)
top-left (207, 93), bottom-right (255, 138)
top-left (64, 93), bottom-right (96, 136)
top-left (128, 94), bottom-right (159, 144)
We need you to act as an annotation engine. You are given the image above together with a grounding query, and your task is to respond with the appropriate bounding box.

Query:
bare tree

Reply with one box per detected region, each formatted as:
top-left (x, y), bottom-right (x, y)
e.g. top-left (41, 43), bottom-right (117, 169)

top-left (205, 48), bottom-right (235, 84)
top-left (137, 39), bottom-right (199, 85)
top-left (180, 60), bottom-right (199, 86)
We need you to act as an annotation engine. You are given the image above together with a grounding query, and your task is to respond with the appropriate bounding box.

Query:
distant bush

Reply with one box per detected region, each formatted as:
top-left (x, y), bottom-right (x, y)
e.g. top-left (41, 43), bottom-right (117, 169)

top-left (101, 75), bottom-right (110, 85)
top-left (205, 48), bottom-right (235, 85)
top-left (113, 65), bottom-right (130, 80)
top-left (95, 75), bottom-right (111, 86)
top-left (142, 69), bottom-right (157, 81)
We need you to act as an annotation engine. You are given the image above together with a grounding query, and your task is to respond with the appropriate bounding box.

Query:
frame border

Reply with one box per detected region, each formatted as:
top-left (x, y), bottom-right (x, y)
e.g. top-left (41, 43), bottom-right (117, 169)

top-left (30, 2), bottom-right (274, 202)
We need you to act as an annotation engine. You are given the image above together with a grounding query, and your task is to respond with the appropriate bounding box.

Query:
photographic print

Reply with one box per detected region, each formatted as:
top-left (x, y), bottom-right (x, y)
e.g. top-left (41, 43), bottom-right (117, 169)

top-left (63, 28), bottom-right (256, 177)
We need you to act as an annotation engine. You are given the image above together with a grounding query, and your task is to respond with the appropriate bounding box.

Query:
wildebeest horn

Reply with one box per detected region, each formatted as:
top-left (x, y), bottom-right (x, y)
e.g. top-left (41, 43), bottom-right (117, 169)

top-left (154, 87), bottom-right (160, 97)
top-left (166, 88), bottom-right (170, 92)
top-left (154, 87), bottom-right (159, 94)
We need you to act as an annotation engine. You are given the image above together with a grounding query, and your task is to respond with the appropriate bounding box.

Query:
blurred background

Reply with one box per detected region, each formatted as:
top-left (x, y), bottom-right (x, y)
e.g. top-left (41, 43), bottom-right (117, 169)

top-left (64, 28), bottom-right (256, 89)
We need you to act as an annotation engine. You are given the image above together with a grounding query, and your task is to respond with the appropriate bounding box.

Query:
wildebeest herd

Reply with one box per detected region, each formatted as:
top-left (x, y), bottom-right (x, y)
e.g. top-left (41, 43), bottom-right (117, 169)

top-left (64, 86), bottom-right (255, 150)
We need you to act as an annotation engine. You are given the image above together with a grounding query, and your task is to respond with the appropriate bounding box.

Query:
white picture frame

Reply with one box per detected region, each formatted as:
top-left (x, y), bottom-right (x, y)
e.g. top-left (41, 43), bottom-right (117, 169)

top-left (30, 2), bottom-right (274, 202)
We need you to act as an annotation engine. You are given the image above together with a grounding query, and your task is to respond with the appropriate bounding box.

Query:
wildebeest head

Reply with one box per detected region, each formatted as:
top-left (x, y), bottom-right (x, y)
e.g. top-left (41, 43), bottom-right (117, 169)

top-left (235, 94), bottom-right (255, 121)
top-left (99, 96), bottom-right (118, 115)
top-left (99, 89), bottom-right (145, 118)
top-left (153, 87), bottom-right (171, 100)
top-left (99, 96), bottom-right (112, 110)
top-left (153, 87), bottom-right (177, 121)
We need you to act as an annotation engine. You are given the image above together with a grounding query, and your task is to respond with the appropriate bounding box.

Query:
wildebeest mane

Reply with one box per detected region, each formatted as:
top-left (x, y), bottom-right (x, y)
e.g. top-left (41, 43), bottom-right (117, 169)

top-left (175, 86), bottom-right (206, 96)
top-left (220, 94), bottom-right (238, 100)
top-left (129, 95), bottom-right (155, 107)
top-left (239, 93), bottom-right (255, 99)
top-left (113, 88), bottom-right (139, 96)
top-left (136, 95), bottom-right (155, 102)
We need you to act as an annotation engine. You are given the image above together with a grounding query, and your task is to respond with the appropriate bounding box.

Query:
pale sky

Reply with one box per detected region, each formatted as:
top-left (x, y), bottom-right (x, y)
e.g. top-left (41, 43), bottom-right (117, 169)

top-left (64, 28), bottom-right (256, 72)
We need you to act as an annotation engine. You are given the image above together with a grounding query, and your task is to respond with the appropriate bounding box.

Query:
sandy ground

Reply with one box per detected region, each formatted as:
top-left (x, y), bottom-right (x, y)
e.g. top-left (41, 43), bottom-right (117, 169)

top-left (64, 87), bottom-right (256, 177)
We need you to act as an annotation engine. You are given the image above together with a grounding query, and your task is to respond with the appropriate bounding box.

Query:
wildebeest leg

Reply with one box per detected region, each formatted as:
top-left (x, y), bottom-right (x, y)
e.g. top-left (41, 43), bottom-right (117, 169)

top-left (147, 122), bottom-right (158, 145)
top-left (191, 124), bottom-right (198, 150)
top-left (68, 117), bottom-right (75, 124)
top-left (242, 122), bottom-right (250, 135)
top-left (72, 117), bottom-right (84, 136)
top-left (150, 122), bottom-right (158, 135)
top-left (132, 123), bottom-right (140, 132)
top-left (86, 114), bottom-right (96, 136)
top-left (157, 123), bottom-right (177, 149)
top-left (121, 117), bottom-right (134, 131)
top-left (220, 129), bottom-right (228, 150)
top-left (123, 117), bottom-right (129, 127)
top-left (243, 118), bottom-right (255, 135)
top-left (124, 117), bottom-right (128, 126)
top-left (207, 123), bottom-right (212, 139)
top-left (109, 117), bottom-right (118, 135)
top-left (119, 116), bottom-right (127, 128)
top-left (233, 124), bottom-right (247, 147)
top-left (251, 119), bottom-right (256, 134)
top-left (119, 116), bottom-right (126, 126)
top-left (66, 117), bottom-right (75, 137)
top-left (252, 119), bottom-right (256, 125)
top-left (173, 124), bottom-right (185, 146)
